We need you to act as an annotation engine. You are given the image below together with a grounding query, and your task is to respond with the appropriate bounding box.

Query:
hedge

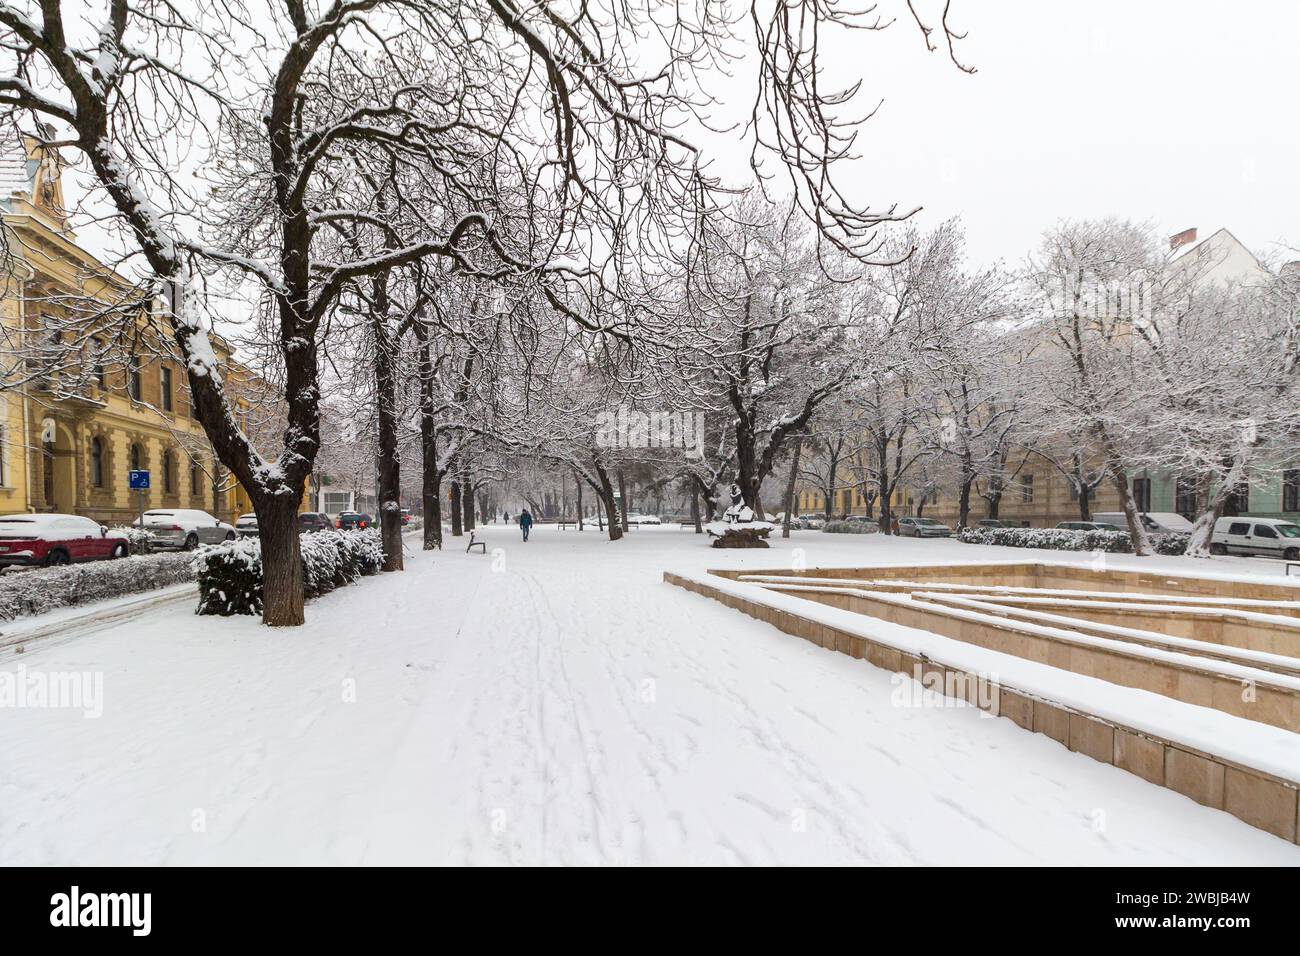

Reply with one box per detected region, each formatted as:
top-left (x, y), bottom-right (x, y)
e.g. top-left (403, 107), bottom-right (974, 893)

top-left (0, 552), bottom-right (194, 622)
top-left (956, 525), bottom-right (1191, 556)
top-left (823, 520), bottom-right (878, 534)
top-left (108, 525), bottom-right (161, 554)
top-left (195, 528), bottom-right (384, 616)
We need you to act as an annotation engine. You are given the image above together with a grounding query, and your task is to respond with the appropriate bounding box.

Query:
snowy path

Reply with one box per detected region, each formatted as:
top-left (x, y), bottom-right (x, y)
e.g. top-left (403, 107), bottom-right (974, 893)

top-left (2, 525), bottom-right (1299, 865)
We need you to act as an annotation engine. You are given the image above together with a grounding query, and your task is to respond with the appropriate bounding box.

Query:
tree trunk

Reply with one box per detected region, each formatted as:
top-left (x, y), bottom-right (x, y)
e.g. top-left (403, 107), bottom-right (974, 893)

top-left (781, 436), bottom-right (803, 538)
top-left (575, 469), bottom-right (584, 530)
top-left (450, 479), bottom-right (463, 537)
top-left (617, 469), bottom-right (629, 533)
top-left (462, 462), bottom-right (475, 531)
top-left (257, 495), bottom-right (305, 627)
top-left (592, 460), bottom-right (623, 541)
top-left (414, 324), bottom-right (443, 550)
top-left (1109, 466), bottom-right (1152, 555)
top-left (1186, 456), bottom-right (1246, 557)
top-left (1075, 455), bottom-right (1094, 521)
top-left (374, 375), bottom-right (403, 571)
top-left (956, 450), bottom-right (973, 528)
top-left (691, 485), bottom-right (702, 533)
top-left (876, 439), bottom-right (893, 533)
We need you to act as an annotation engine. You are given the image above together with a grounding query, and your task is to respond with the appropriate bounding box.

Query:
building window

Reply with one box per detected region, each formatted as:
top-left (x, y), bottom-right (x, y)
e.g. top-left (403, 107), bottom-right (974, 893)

top-left (190, 460), bottom-right (201, 497)
top-left (130, 443), bottom-right (142, 472)
top-left (161, 366), bottom-right (173, 412)
top-left (91, 437), bottom-right (104, 488)
top-left (1284, 470), bottom-right (1300, 513)
top-left (1020, 474), bottom-right (1034, 503)
top-left (163, 450), bottom-right (175, 494)
top-left (128, 355), bottom-right (142, 402)
top-left (1175, 477), bottom-right (1197, 518)
top-left (1132, 477), bottom-right (1151, 512)
top-left (93, 339), bottom-right (107, 390)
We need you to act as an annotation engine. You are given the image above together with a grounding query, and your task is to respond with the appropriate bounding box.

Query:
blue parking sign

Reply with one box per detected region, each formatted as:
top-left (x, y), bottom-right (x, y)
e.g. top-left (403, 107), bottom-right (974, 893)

top-left (129, 469), bottom-right (151, 490)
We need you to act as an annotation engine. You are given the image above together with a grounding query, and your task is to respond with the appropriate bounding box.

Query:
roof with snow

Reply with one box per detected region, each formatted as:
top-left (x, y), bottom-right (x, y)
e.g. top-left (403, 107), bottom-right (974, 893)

top-left (1168, 227), bottom-right (1270, 284)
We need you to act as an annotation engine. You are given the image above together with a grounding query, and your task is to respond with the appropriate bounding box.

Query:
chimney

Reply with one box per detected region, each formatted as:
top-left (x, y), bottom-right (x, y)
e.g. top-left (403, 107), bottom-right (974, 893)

top-left (1168, 227), bottom-right (1197, 252)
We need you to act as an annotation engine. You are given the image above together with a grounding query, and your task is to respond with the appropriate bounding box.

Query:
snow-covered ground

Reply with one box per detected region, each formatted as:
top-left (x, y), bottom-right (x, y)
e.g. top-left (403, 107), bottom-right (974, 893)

top-left (2, 524), bottom-right (1299, 865)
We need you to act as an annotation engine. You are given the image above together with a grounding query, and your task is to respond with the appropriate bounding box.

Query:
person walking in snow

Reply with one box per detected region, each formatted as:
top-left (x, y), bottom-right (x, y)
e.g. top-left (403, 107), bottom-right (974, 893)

top-left (519, 509), bottom-right (533, 542)
top-left (890, 515), bottom-right (900, 536)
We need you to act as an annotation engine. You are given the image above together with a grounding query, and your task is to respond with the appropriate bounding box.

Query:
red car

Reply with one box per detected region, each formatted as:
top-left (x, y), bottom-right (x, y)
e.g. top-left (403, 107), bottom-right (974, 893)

top-left (0, 514), bottom-right (130, 567)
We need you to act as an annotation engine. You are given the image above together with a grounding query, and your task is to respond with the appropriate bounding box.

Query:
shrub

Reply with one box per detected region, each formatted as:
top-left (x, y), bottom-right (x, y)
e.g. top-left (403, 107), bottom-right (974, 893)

top-left (0, 552), bottom-right (194, 622)
top-left (823, 520), bottom-right (877, 534)
top-left (957, 525), bottom-right (1190, 555)
top-left (1153, 531), bottom-right (1191, 555)
top-left (109, 525), bottom-right (160, 554)
top-left (195, 528), bottom-right (383, 616)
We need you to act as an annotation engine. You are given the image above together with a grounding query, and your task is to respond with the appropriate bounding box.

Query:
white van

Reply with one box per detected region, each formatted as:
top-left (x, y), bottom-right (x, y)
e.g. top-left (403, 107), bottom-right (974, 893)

top-left (1092, 512), bottom-right (1195, 535)
top-left (1210, 517), bottom-right (1300, 559)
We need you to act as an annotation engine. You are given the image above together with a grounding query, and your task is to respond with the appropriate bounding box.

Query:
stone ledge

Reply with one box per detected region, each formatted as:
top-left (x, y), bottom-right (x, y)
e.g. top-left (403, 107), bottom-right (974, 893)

top-left (665, 570), bottom-right (1300, 845)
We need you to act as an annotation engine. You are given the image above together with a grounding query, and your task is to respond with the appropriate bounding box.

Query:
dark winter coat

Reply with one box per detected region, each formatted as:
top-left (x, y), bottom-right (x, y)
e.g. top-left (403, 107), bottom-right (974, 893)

top-left (519, 512), bottom-right (533, 529)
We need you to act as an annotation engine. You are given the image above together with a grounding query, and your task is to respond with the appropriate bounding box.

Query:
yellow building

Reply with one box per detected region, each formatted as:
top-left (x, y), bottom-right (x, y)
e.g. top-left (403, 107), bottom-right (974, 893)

top-left (0, 130), bottom-right (289, 526)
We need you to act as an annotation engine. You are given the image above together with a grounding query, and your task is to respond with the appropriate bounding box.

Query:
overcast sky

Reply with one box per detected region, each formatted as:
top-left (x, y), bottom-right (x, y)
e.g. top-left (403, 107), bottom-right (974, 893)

top-left (771, 0), bottom-right (1299, 266)
top-left (58, 0), bottom-right (1300, 277)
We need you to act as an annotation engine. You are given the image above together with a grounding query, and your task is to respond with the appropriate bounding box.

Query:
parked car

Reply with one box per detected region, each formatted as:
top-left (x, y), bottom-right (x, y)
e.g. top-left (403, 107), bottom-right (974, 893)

top-left (976, 519), bottom-right (1015, 529)
top-left (135, 509), bottom-right (236, 550)
top-left (1210, 517), bottom-right (1300, 559)
top-left (626, 513), bottom-right (662, 526)
top-left (400, 508), bottom-right (412, 526)
top-left (0, 514), bottom-right (131, 567)
top-left (335, 511), bottom-right (373, 530)
top-left (299, 512), bottom-right (332, 533)
top-left (799, 514), bottom-right (827, 529)
top-left (234, 513), bottom-right (259, 538)
top-left (1056, 520), bottom-right (1119, 531)
top-left (898, 516), bottom-right (953, 538)
top-left (1093, 512), bottom-right (1195, 534)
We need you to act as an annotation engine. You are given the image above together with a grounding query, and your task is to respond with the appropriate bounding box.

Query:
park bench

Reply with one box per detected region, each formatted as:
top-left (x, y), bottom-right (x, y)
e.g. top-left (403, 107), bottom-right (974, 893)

top-left (466, 531), bottom-right (486, 554)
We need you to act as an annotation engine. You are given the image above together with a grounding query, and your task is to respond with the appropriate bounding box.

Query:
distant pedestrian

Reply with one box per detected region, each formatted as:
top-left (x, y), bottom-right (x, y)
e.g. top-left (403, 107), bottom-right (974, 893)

top-left (519, 509), bottom-right (533, 542)
top-left (890, 515), bottom-right (900, 536)
top-left (503, 511), bottom-right (510, 523)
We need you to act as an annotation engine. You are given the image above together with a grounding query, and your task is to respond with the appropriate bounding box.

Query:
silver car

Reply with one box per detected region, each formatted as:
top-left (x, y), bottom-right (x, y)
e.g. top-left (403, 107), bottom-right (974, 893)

top-left (136, 509), bottom-right (237, 550)
top-left (898, 516), bottom-right (952, 538)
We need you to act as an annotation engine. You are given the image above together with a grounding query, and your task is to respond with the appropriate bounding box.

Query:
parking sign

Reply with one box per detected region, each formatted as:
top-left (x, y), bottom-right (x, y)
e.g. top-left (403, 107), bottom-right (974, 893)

top-left (129, 469), bottom-right (151, 490)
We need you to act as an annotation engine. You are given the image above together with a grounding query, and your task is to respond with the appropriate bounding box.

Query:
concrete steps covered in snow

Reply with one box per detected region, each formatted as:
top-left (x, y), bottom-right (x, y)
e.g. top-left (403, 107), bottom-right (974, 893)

top-left (666, 562), bottom-right (1300, 844)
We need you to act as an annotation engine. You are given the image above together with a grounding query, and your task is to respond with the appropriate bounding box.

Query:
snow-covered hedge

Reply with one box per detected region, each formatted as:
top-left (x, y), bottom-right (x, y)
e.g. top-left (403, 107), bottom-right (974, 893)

top-left (195, 528), bottom-right (384, 616)
top-left (957, 525), bottom-right (1191, 555)
top-left (0, 552), bottom-right (194, 622)
top-left (108, 525), bottom-right (161, 554)
top-left (823, 520), bottom-right (877, 534)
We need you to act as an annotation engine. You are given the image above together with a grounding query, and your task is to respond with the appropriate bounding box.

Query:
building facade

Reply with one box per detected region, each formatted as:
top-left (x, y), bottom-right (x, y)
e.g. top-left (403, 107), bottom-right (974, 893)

top-left (0, 130), bottom-right (288, 527)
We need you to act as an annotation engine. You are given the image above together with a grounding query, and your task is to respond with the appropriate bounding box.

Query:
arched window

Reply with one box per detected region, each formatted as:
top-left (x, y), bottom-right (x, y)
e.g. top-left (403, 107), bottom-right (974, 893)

top-left (163, 450), bottom-right (175, 494)
top-left (91, 437), bottom-right (104, 488)
top-left (129, 443), bottom-right (142, 472)
top-left (190, 460), bottom-right (200, 497)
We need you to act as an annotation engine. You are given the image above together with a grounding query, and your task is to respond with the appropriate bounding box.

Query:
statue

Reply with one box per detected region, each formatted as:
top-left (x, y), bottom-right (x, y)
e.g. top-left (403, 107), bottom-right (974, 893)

top-left (722, 482), bottom-right (756, 524)
top-left (705, 479), bottom-right (772, 548)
